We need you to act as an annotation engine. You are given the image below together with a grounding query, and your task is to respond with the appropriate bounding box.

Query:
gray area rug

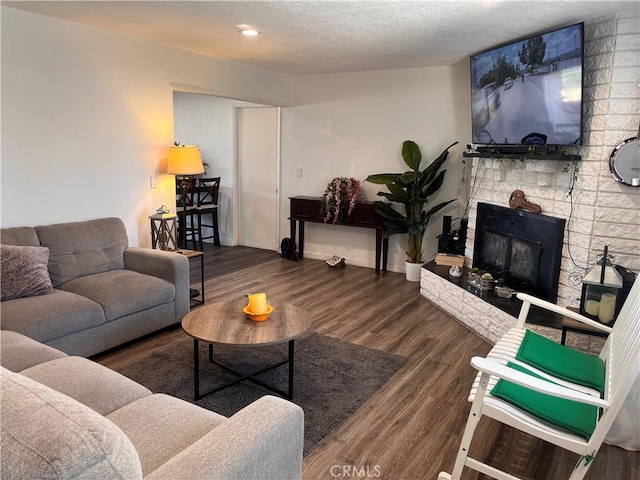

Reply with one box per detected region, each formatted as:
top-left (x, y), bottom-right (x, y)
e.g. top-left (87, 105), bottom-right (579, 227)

top-left (116, 332), bottom-right (406, 455)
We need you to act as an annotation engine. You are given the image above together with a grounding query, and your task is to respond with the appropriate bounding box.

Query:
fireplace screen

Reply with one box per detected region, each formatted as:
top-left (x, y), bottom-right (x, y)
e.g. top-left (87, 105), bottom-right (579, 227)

top-left (481, 231), bottom-right (541, 284)
top-left (482, 231), bottom-right (508, 270)
top-left (510, 238), bottom-right (541, 282)
top-left (473, 203), bottom-right (565, 302)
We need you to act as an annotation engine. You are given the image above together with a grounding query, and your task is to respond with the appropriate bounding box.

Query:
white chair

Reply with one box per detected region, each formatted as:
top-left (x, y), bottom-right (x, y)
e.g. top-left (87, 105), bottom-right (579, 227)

top-left (439, 277), bottom-right (640, 480)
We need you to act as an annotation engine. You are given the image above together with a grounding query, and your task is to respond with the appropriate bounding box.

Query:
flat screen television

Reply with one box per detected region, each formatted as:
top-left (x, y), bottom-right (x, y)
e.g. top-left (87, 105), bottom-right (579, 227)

top-left (470, 23), bottom-right (584, 149)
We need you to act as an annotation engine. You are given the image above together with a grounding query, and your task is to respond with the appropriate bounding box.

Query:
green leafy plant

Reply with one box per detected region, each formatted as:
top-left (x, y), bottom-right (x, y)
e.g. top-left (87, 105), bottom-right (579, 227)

top-left (366, 140), bottom-right (457, 264)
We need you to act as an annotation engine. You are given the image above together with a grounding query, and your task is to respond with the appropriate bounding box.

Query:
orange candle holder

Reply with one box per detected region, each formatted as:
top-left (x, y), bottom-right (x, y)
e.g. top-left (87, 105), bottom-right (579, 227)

top-left (245, 293), bottom-right (273, 321)
top-left (243, 305), bottom-right (274, 322)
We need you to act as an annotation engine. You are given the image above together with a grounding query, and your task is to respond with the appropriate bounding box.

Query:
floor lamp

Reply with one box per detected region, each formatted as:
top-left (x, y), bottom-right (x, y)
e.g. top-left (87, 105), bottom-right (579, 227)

top-left (167, 145), bottom-right (205, 249)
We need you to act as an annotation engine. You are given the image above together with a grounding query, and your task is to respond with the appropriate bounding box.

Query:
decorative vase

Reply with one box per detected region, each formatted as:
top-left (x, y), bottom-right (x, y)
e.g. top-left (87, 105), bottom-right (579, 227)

top-left (405, 261), bottom-right (425, 282)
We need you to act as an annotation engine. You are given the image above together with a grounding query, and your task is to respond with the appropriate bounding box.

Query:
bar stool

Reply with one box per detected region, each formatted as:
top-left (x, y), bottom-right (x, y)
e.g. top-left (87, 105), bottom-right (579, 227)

top-left (195, 177), bottom-right (221, 249)
top-left (176, 180), bottom-right (200, 250)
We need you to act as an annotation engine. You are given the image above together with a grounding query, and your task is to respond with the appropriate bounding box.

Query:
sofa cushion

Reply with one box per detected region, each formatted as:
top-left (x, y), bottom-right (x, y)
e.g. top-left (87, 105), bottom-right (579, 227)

top-left (107, 393), bottom-right (225, 476)
top-left (35, 217), bottom-right (128, 287)
top-left (0, 330), bottom-right (67, 372)
top-left (58, 270), bottom-right (176, 321)
top-left (21, 356), bottom-right (152, 416)
top-left (1, 244), bottom-right (54, 301)
top-left (1, 367), bottom-right (143, 479)
top-left (0, 226), bottom-right (40, 247)
top-left (0, 289), bottom-right (105, 343)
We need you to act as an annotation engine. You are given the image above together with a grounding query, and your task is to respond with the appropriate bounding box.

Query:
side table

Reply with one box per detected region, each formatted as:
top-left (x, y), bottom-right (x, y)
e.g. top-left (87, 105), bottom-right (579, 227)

top-left (561, 306), bottom-right (609, 345)
top-left (178, 249), bottom-right (205, 308)
top-left (149, 213), bottom-right (178, 251)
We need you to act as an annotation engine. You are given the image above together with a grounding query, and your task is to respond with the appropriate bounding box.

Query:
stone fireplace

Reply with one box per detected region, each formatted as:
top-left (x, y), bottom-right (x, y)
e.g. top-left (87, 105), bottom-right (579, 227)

top-left (420, 14), bottom-right (639, 346)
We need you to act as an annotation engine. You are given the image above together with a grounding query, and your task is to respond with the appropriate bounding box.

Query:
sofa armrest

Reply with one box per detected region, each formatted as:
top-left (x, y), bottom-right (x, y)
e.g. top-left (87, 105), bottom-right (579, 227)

top-left (124, 247), bottom-right (190, 322)
top-left (145, 395), bottom-right (304, 480)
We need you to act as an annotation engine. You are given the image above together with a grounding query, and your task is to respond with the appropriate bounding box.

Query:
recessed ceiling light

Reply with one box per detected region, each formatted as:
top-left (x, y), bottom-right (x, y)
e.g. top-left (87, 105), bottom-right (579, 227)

top-left (240, 29), bottom-right (260, 36)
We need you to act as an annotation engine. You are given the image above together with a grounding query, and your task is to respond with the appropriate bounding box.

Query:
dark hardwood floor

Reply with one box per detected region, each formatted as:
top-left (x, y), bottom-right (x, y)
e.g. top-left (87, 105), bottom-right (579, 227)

top-left (97, 246), bottom-right (639, 480)
top-left (189, 244), bottom-right (281, 280)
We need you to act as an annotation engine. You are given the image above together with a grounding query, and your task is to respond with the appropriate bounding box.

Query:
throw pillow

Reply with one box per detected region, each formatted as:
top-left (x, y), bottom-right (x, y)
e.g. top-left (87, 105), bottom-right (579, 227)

top-left (1, 244), bottom-right (53, 301)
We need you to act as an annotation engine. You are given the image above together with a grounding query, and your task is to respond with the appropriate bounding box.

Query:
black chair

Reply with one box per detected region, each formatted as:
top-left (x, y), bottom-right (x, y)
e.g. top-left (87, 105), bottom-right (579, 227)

top-left (194, 177), bottom-right (221, 249)
top-left (175, 178), bottom-right (199, 250)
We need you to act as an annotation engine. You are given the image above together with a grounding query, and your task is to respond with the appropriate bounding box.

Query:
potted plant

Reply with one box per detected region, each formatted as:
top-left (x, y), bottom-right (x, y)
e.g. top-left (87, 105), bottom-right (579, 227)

top-left (366, 140), bottom-right (457, 281)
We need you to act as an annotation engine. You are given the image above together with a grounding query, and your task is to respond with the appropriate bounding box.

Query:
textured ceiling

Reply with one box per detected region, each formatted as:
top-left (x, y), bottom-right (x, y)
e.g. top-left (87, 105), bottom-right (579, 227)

top-left (5, 1), bottom-right (640, 75)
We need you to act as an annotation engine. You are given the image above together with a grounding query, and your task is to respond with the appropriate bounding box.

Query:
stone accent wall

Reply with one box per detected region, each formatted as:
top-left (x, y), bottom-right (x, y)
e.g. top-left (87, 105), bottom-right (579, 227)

top-left (421, 14), bottom-right (639, 345)
top-left (464, 15), bottom-right (640, 310)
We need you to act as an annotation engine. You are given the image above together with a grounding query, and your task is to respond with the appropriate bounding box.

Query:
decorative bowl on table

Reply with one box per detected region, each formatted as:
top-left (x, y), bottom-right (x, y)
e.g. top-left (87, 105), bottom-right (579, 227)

top-left (243, 305), bottom-right (274, 322)
top-left (494, 286), bottom-right (515, 299)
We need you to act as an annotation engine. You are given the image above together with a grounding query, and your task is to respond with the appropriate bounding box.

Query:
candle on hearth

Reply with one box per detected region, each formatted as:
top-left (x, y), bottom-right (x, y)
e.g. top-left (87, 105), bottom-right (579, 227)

top-left (598, 293), bottom-right (616, 324)
top-left (585, 300), bottom-right (600, 316)
top-left (248, 293), bottom-right (268, 314)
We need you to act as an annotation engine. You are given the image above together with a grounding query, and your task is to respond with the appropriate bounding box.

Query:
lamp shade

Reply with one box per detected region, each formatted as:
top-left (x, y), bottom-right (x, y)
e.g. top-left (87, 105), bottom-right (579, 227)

top-left (167, 145), bottom-right (205, 175)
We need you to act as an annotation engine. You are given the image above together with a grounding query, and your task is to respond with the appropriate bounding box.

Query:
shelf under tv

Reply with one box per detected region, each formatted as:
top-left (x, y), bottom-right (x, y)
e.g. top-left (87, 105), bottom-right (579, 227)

top-left (463, 151), bottom-right (581, 161)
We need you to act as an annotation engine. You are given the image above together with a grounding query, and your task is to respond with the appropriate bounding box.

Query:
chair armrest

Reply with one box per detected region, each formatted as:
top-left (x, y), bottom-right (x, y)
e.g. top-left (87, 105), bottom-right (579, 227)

top-left (471, 357), bottom-right (609, 408)
top-left (124, 247), bottom-right (190, 320)
top-left (145, 396), bottom-right (304, 480)
top-left (515, 292), bottom-right (612, 334)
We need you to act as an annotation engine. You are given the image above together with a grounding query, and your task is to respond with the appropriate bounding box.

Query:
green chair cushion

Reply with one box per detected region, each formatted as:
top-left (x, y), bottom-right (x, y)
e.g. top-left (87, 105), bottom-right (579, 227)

top-left (491, 362), bottom-right (599, 440)
top-left (516, 329), bottom-right (605, 394)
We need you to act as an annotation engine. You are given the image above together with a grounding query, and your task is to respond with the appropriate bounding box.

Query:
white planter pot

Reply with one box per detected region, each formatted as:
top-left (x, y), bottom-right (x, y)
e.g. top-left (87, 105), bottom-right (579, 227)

top-left (405, 261), bottom-right (425, 282)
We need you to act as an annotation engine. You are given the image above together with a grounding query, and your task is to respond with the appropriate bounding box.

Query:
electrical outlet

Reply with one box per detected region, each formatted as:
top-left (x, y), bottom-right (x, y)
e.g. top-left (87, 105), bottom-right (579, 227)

top-left (296, 168), bottom-right (303, 178)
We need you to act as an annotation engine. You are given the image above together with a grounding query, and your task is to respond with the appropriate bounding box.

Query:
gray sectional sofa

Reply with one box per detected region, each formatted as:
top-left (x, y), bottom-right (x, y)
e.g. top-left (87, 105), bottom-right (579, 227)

top-left (1, 330), bottom-right (304, 479)
top-left (1, 217), bottom-right (190, 356)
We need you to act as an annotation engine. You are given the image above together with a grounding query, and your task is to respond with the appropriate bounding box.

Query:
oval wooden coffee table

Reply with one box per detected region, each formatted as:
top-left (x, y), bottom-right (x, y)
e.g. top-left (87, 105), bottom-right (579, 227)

top-left (182, 298), bottom-right (312, 400)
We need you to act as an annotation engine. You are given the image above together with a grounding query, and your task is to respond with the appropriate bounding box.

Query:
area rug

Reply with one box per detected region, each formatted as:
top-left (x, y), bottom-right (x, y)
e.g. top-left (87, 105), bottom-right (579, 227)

top-left (116, 332), bottom-right (407, 455)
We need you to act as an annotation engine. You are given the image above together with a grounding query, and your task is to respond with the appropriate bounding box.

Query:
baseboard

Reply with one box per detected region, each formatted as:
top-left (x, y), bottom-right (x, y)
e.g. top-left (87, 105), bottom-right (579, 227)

top-left (301, 250), bottom-right (404, 274)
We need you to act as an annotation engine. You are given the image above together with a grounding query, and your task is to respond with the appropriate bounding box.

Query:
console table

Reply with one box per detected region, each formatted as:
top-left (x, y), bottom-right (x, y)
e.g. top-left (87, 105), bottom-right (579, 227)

top-left (288, 196), bottom-right (388, 274)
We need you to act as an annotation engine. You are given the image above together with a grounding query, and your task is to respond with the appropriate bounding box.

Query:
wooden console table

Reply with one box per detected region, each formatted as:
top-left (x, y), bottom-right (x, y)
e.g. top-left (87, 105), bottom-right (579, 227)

top-left (288, 196), bottom-right (388, 274)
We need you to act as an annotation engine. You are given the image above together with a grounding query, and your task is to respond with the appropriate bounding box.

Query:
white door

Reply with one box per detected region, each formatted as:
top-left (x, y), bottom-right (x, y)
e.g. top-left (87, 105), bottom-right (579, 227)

top-left (237, 107), bottom-right (279, 250)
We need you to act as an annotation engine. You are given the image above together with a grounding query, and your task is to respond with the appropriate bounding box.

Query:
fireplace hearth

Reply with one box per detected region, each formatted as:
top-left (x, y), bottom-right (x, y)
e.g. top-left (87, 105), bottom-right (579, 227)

top-left (424, 261), bottom-right (563, 329)
top-left (473, 202), bottom-right (566, 303)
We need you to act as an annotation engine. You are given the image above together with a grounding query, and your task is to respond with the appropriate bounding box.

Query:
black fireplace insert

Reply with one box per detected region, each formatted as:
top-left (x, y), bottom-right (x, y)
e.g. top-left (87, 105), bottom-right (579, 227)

top-left (473, 202), bottom-right (565, 302)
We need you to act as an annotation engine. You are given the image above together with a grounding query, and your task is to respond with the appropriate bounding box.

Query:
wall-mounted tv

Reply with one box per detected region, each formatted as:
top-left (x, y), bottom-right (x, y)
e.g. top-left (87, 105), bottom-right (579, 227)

top-left (470, 23), bottom-right (584, 148)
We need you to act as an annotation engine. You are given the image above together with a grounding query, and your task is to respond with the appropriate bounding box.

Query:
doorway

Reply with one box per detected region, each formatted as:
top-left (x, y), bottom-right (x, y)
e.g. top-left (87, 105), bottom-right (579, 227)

top-left (172, 91), bottom-right (279, 249)
top-left (237, 107), bottom-right (280, 250)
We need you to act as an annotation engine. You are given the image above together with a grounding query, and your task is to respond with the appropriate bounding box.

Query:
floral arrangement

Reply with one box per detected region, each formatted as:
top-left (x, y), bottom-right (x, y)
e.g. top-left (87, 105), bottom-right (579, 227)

top-left (320, 177), bottom-right (365, 224)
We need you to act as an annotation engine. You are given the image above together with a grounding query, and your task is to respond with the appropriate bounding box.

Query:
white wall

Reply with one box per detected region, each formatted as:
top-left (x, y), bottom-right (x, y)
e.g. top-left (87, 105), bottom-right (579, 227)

top-left (281, 66), bottom-right (471, 273)
top-left (1, 7), bottom-right (291, 246)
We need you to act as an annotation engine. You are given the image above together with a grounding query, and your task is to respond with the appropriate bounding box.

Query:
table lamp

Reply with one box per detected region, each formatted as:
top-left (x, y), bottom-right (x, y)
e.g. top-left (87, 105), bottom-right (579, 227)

top-left (167, 145), bottom-right (205, 248)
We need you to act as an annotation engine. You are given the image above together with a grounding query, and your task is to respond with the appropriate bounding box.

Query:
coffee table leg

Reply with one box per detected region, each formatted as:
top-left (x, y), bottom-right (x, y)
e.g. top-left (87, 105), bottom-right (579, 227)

top-left (193, 339), bottom-right (200, 400)
top-left (288, 339), bottom-right (294, 399)
top-left (193, 340), bottom-right (296, 400)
